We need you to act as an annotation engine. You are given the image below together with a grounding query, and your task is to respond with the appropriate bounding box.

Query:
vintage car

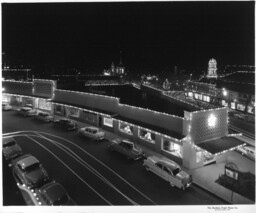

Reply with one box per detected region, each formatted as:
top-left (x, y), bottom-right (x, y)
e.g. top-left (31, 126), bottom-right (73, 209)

top-left (108, 138), bottom-right (144, 160)
top-left (78, 126), bottom-right (105, 141)
top-left (34, 112), bottom-right (54, 122)
top-left (37, 182), bottom-right (76, 205)
top-left (16, 107), bottom-right (37, 117)
top-left (2, 102), bottom-right (12, 111)
top-left (53, 118), bottom-right (78, 131)
top-left (236, 145), bottom-right (255, 161)
top-left (2, 137), bottom-right (23, 161)
top-left (12, 154), bottom-right (50, 188)
top-left (143, 156), bottom-right (192, 190)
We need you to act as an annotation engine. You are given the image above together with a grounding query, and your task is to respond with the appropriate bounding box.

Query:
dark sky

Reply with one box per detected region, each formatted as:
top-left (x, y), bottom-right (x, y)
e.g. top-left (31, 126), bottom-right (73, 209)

top-left (2, 1), bottom-right (255, 74)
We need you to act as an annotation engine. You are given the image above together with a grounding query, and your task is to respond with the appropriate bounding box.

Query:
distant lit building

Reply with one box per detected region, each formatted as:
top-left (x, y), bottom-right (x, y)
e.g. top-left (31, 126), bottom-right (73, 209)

top-left (207, 58), bottom-right (218, 78)
top-left (103, 51), bottom-right (125, 76)
top-left (185, 66), bottom-right (255, 115)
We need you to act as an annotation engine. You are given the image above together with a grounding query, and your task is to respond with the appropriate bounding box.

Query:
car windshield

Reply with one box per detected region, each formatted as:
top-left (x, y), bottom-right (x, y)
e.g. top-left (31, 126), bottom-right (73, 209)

top-left (24, 162), bottom-right (40, 172)
top-left (53, 194), bottom-right (69, 205)
top-left (3, 141), bottom-right (16, 147)
top-left (172, 168), bottom-right (181, 176)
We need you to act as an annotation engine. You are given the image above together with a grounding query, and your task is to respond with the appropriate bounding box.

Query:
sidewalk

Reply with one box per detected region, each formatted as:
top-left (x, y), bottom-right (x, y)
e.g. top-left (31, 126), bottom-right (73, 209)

top-left (54, 115), bottom-right (255, 205)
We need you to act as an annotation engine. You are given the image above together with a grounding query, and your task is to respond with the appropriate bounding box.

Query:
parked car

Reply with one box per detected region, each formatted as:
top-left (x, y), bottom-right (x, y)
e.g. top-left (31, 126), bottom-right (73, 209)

top-left (12, 154), bottom-right (50, 188)
top-left (143, 156), bottom-right (192, 190)
top-left (236, 145), bottom-right (255, 161)
top-left (78, 126), bottom-right (105, 141)
top-left (108, 138), bottom-right (144, 160)
top-left (34, 112), bottom-right (53, 122)
top-left (37, 182), bottom-right (76, 206)
top-left (2, 102), bottom-right (12, 111)
top-left (53, 118), bottom-right (78, 131)
top-left (2, 137), bottom-right (23, 161)
top-left (16, 107), bottom-right (37, 117)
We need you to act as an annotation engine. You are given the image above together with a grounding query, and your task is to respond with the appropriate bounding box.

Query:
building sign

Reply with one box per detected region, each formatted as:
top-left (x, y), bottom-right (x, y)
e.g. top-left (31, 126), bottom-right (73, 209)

top-left (225, 162), bottom-right (239, 180)
top-left (208, 114), bottom-right (217, 128)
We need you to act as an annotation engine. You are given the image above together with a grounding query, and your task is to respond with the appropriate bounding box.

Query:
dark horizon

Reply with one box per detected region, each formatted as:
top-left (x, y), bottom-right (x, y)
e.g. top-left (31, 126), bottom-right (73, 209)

top-left (2, 1), bottom-right (255, 74)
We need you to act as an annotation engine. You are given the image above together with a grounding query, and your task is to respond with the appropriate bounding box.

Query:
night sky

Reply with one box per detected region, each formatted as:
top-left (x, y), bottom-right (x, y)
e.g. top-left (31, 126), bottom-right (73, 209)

top-left (2, 1), bottom-right (255, 74)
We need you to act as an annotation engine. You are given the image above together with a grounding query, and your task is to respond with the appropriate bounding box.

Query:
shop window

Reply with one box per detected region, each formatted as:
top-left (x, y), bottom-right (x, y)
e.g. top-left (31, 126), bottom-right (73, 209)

top-left (198, 94), bottom-right (202, 100)
top-left (139, 129), bottom-right (155, 144)
top-left (188, 92), bottom-right (193, 98)
top-left (38, 98), bottom-right (51, 110)
top-left (68, 107), bottom-right (79, 118)
top-left (194, 93), bottom-right (199, 99)
top-left (196, 151), bottom-right (203, 163)
top-left (103, 117), bottom-right (113, 127)
top-left (247, 106), bottom-right (254, 114)
top-left (163, 140), bottom-right (183, 158)
top-left (119, 123), bottom-right (133, 135)
top-left (82, 111), bottom-right (97, 123)
top-left (2, 95), bottom-right (10, 103)
top-left (231, 102), bottom-right (236, 109)
top-left (203, 96), bottom-right (210, 102)
top-left (221, 100), bottom-right (228, 107)
top-left (237, 104), bottom-right (245, 111)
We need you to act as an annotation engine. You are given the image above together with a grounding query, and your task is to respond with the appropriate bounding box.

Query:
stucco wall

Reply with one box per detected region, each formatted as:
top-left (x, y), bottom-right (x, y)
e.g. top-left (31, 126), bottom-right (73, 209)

top-left (54, 89), bottom-right (119, 114)
top-left (118, 104), bottom-right (184, 135)
top-left (3, 81), bottom-right (33, 96)
top-left (190, 107), bottom-right (228, 144)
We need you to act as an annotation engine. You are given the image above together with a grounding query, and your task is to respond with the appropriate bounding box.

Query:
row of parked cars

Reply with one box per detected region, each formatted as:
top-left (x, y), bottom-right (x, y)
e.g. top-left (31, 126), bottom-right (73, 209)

top-left (4, 104), bottom-right (193, 190)
top-left (2, 137), bottom-right (75, 206)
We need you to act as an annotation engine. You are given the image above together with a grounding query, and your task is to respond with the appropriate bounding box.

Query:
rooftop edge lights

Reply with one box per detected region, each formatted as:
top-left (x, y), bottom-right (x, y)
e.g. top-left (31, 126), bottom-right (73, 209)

top-left (51, 102), bottom-right (112, 118)
top-left (119, 103), bottom-right (188, 120)
top-left (55, 89), bottom-right (120, 101)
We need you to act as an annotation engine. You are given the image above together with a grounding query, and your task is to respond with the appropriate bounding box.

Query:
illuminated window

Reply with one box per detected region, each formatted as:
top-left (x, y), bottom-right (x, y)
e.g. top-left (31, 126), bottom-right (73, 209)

top-left (103, 117), bottom-right (113, 127)
top-left (163, 140), bottom-right (183, 158)
top-left (195, 93), bottom-right (199, 99)
top-left (231, 102), bottom-right (236, 109)
top-left (119, 122), bottom-right (133, 135)
top-left (188, 92), bottom-right (193, 98)
top-left (247, 106), bottom-right (254, 114)
top-left (237, 104), bottom-right (245, 111)
top-left (37, 98), bottom-right (51, 111)
top-left (139, 129), bottom-right (155, 144)
top-left (203, 95), bottom-right (210, 102)
top-left (198, 94), bottom-right (202, 100)
top-left (68, 107), bottom-right (79, 118)
top-left (221, 100), bottom-right (228, 106)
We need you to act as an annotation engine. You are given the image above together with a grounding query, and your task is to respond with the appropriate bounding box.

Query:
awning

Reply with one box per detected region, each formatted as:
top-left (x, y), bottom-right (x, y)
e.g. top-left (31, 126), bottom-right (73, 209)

top-left (196, 136), bottom-right (246, 155)
top-left (50, 100), bottom-right (116, 117)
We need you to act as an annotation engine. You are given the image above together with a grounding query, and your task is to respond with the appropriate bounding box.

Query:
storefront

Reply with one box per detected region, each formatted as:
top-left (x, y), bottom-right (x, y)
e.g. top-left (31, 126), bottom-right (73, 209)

top-left (247, 104), bottom-right (255, 114)
top-left (35, 98), bottom-right (51, 112)
top-left (237, 103), bottom-right (246, 111)
top-left (138, 128), bottom-right (156, 144)
top-left (230, 102), bottom-right (236, 109)
top-left (162, 138), bottom-right (183, 159)
top-left (119, 122), bottom-right (133, 136)
top-left (203, 95), bottom-right (210, 102)
top-left (221, 100), bottom-right (228, 107)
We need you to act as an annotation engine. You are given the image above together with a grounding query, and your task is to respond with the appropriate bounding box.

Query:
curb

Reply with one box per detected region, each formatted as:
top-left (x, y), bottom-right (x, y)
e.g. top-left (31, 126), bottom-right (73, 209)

top-left (192, 182), bottom-right (231, 204)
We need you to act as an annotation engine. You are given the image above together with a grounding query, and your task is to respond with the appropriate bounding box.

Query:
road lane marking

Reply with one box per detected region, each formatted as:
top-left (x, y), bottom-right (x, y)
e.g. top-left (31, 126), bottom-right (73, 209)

top-left (3, 130), bottom-right (157, 205)
top-left (24, 134), bottom-right (113, 205)
top-left (35, 130), bottom-right (157, 205)
top-left (33, 132), bottom-right (139, 205)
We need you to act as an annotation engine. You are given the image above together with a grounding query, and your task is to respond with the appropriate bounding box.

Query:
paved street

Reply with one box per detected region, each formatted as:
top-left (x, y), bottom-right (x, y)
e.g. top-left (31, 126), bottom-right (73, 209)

top-left (2, 110), bottom-right (227, 205)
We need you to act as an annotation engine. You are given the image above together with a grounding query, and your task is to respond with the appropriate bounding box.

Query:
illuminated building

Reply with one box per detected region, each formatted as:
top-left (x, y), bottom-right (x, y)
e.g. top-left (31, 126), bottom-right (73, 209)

top-left (2, 79), bottom-right (245, 169)
top-left (207, 58), bottom-right (218, 78)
